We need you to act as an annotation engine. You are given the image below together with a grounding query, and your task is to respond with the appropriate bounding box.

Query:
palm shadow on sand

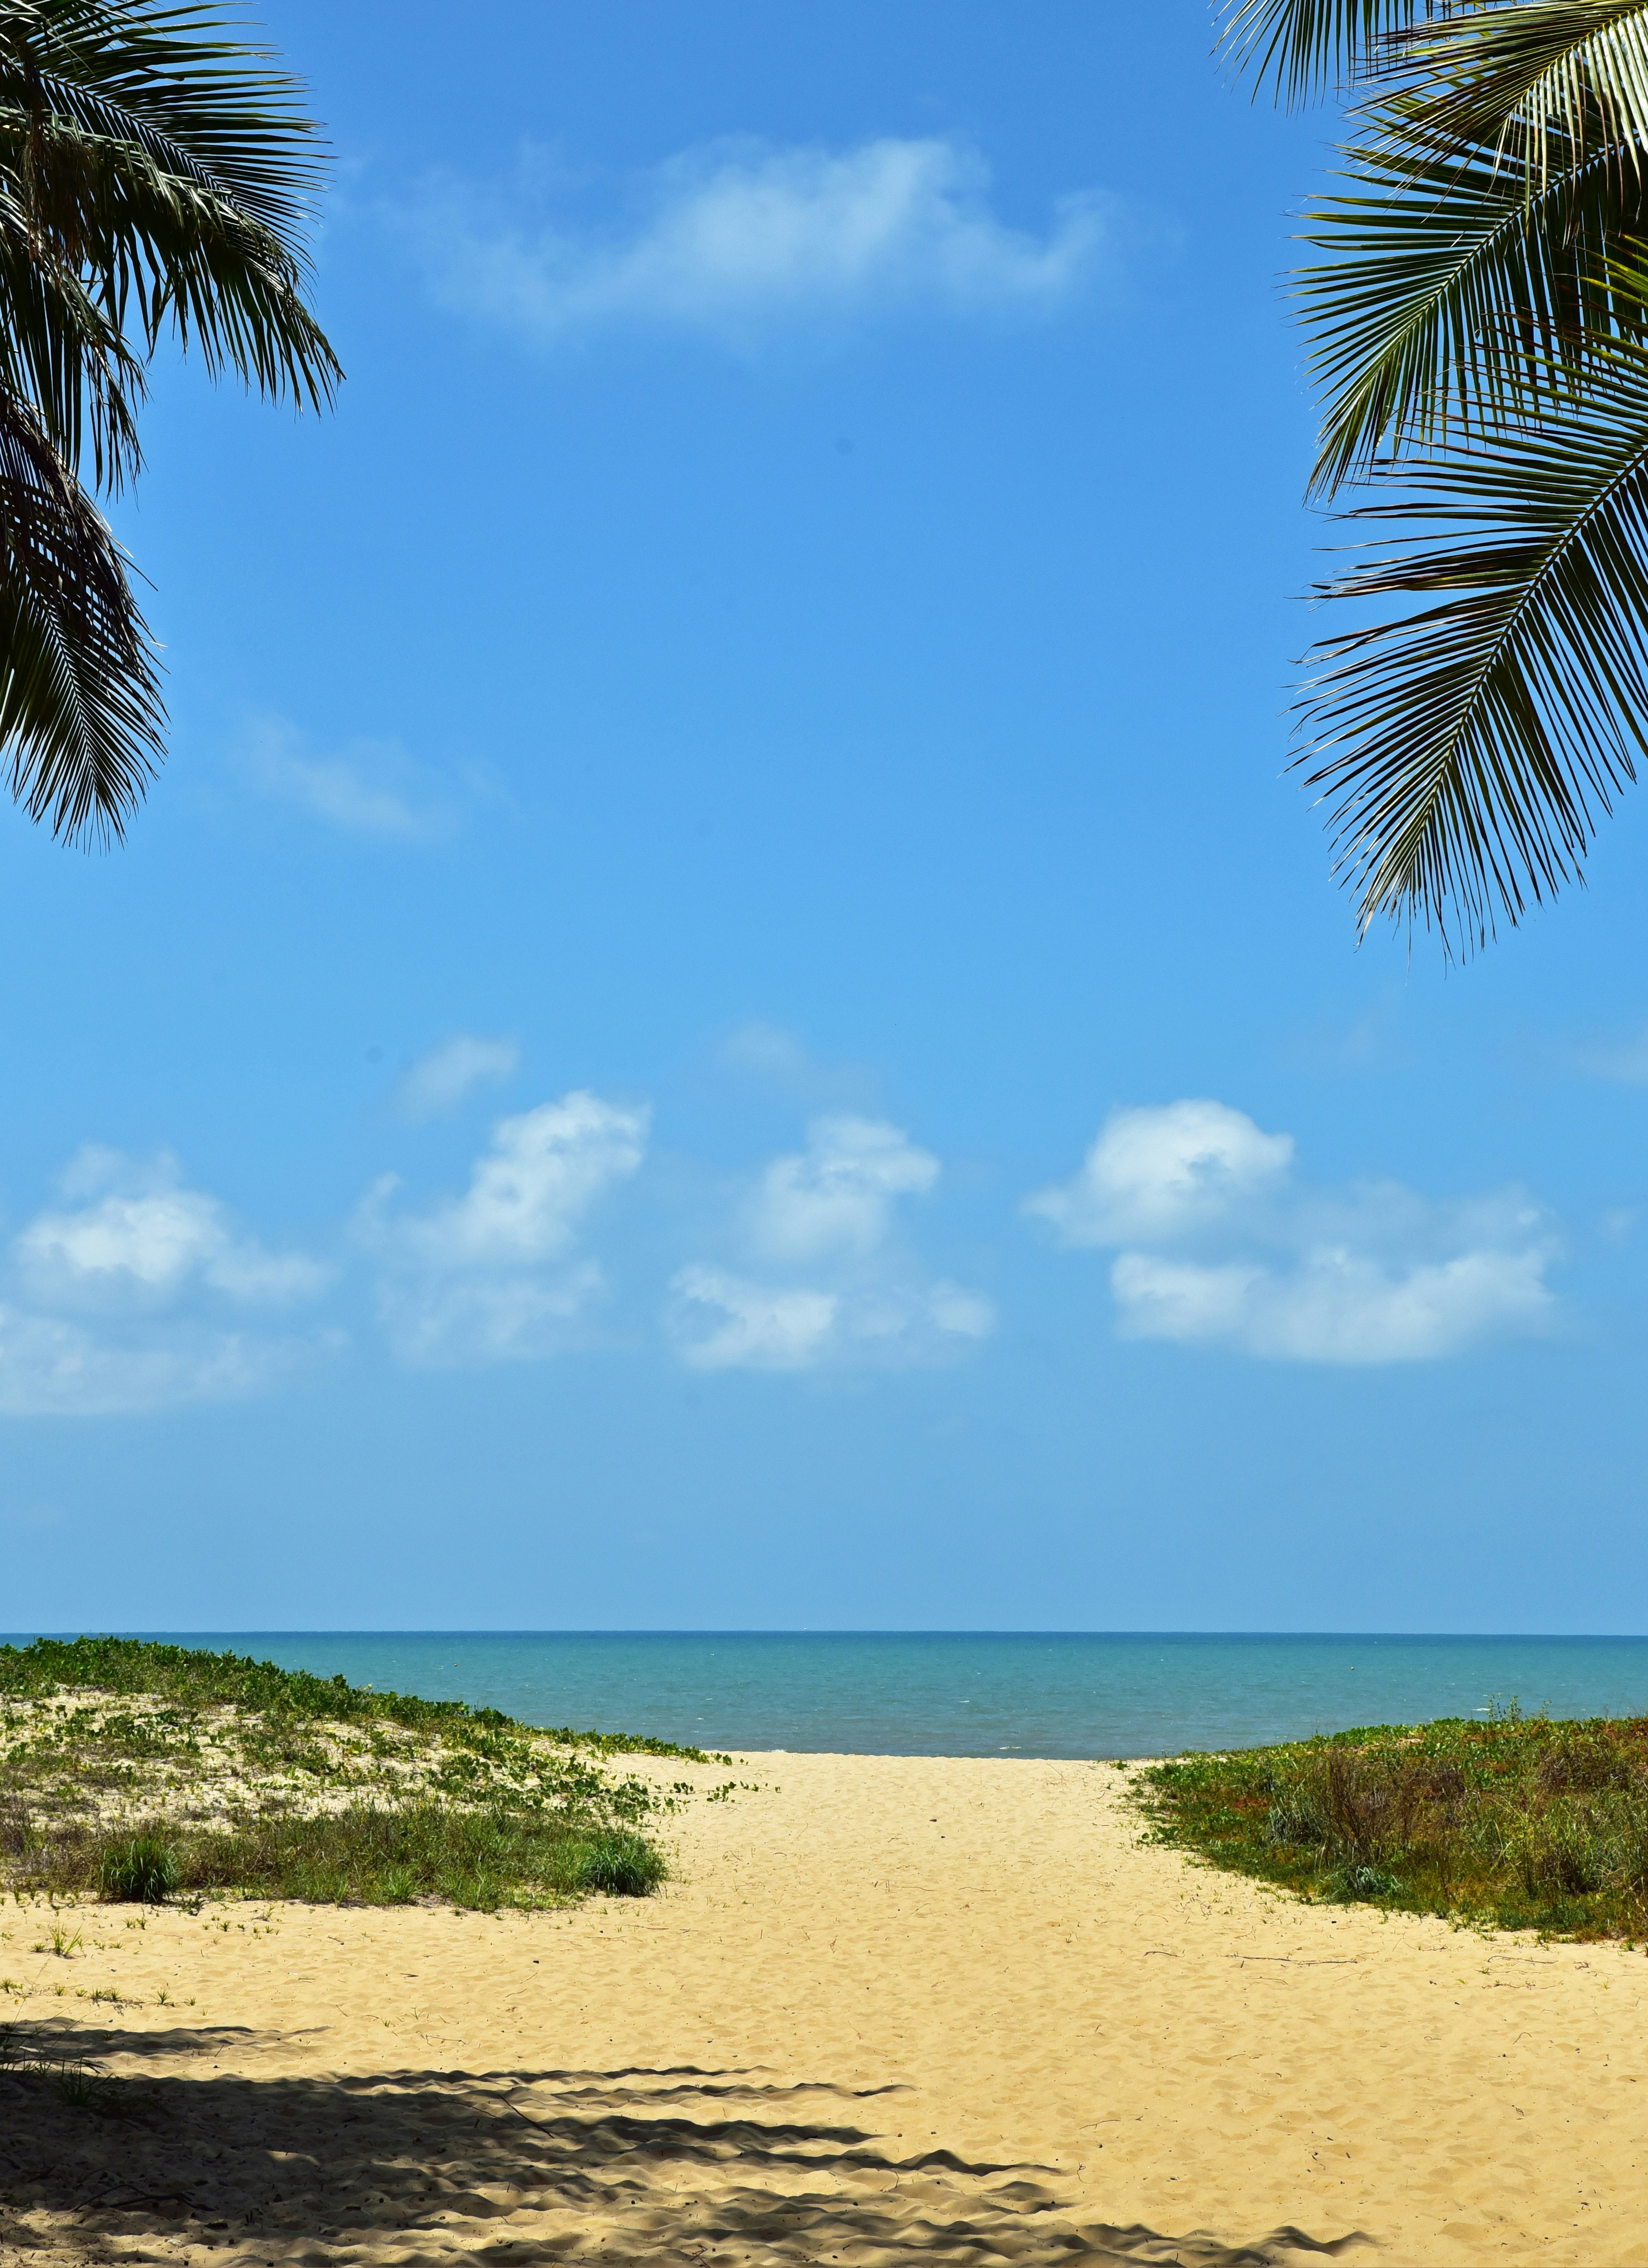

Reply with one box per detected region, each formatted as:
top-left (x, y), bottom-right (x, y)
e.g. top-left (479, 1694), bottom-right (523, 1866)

top-left (0, 2021), bottom-right (1370, 2267)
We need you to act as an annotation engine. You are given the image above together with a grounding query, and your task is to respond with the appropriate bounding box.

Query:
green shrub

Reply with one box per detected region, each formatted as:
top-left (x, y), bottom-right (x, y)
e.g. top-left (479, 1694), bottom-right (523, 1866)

top-left (99, 1832), bottom-right (180, 1903)
top-left (1135, 1713), bottom-right (1648, 1940)
top-left (575, 1831), bottom-right (667, 1897)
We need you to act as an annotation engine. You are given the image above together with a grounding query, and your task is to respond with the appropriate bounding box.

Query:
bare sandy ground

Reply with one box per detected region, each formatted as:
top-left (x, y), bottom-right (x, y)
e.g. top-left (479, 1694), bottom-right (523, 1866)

top-left (2, 1750), bottom-right (1646, 2266)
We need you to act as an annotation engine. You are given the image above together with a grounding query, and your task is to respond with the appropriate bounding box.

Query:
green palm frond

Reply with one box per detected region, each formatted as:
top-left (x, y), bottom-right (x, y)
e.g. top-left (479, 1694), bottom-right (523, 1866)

top-left (0, 0), bottom-right (342, 418)
top-left (1397, 1), bottom-right (1648, 184)
top-left (0, 0), bottom-right (339, 842)
top-left (1218, 0), bottom-right (1438, 103)
top-left (0, 378), bottom-right (160, 840)
top-left (1299, 314), bottom-right (1648, 952)
top-left (0, 179), bottom-right (145, 487)
top-left (1301, 112), bottom-right (1632, 492)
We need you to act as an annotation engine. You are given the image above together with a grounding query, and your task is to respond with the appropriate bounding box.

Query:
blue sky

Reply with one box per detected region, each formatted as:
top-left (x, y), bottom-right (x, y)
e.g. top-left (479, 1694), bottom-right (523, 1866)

top-left (4, 0), bottom-right (1647, 1634)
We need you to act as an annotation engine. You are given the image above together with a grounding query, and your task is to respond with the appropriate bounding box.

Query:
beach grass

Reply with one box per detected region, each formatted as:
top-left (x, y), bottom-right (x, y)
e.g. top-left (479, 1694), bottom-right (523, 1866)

top-left (1136, 1707), bottom-right (1648, 1940)
top-left (0, 1636), bottom-right (704, 1912)
top-left (0, 1635), bottom-right (726, 1761)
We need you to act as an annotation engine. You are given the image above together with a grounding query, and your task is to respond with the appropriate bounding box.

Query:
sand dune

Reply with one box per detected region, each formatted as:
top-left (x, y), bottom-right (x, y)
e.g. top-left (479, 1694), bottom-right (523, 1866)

top-left (2, 1751), bottom-right (1645, 2264)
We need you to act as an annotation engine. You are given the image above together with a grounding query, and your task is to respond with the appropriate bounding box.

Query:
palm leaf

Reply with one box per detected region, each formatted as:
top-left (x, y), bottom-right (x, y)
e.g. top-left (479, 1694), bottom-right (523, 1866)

top-left (1218, 0), bottom-right (1438, 103)
top-left (1300, 110), bottom-right (1635, 491)
top-left (1396, 1), bottom-right (1648, 185)
top-left (1299, 311), bottom-right (1648, 951)
top-left (0, 1), bottom-right (337, 841)
top-left (0, 378), bottom-right (160, 841)
top-left (0, 1), bottom-right (342, 417)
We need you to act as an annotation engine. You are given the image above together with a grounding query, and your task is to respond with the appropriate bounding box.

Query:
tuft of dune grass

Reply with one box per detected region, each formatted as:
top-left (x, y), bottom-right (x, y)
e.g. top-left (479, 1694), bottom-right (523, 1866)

top-left (11, 1801), bottom-right (663, 1911)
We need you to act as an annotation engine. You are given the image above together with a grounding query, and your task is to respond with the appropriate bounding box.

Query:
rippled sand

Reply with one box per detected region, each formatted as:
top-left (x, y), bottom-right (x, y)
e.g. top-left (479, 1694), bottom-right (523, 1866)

top-left (2, 1751), bottom-right (1644, 2264)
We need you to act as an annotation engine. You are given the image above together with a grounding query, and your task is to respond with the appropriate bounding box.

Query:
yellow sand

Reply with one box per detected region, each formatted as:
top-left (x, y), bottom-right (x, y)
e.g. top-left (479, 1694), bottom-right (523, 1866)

top-left (3, 1751), bottom-right (1646, 2265)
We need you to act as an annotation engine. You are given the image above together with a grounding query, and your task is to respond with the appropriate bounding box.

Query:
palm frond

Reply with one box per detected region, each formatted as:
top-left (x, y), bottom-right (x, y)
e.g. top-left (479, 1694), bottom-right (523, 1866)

top-left (0, 378), bottom-right (161, 841)
top-left (0, 1), bottom-right (342, 416)
top-left (1218, 0), bottom-right (1439, 103)
top-left (1300, 113), bottom-right (1633, 492)
top-left (1397, 1), bottom-right (1648, 186)
top-left (1299, 316), bottom-right (1648, 952)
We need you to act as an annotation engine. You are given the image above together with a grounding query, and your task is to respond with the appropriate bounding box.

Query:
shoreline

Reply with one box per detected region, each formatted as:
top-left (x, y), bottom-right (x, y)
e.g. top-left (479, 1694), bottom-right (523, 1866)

top-left (2, 1748), bottom-right (1643, 2265)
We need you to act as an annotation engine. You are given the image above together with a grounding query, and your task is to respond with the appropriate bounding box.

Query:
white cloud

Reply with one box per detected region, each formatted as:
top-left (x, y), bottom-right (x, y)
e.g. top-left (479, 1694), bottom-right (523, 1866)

top-left (1026, 1099), bottom-right (1294, 1245)
top-left (668, 1114), bottom-right (992, 1373)
top-left (17, 1149), bottom-right (328, 1310)
top-left (414, 137), bottom-right (1113, 346)
top-left (669, 1267), bottom-right (838, 1372)
top-left (670, 1266), bottom-right (993, 1374)
top-left (0, 1311), bottom-right (325, 1417)
top-left (358, 1090), bottom-right (648, 1365)
top-left (1031, 1101), bottom-right (1561, 1365)
top-left (395, 1034), bottom-right (520, 1120)
top-left (751, 1115), bottom-right (938, 1261)
top-left (1572, 1025), bottom-right (1648, 1084)
top-left (0, 1148), bottom-right (335, 1416)
top-left (1111, 1245), bottom-right (1555, 1365)
top-left (241, 717), bottom-right (458, 841)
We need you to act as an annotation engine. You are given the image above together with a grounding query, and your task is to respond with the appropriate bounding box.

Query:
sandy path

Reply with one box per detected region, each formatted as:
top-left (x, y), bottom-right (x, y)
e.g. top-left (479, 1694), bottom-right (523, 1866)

top-left (1, 1751), bottom-right (1645, 2265)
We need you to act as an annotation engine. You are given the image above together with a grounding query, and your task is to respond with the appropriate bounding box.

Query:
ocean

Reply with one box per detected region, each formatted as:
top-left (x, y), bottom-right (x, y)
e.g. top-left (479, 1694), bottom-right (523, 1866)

top-left (12, 1630), bottom-right (1648, 1757)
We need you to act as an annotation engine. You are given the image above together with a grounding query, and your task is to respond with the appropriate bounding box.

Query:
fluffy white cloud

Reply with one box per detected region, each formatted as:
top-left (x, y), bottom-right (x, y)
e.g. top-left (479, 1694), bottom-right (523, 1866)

top-left (0, 1149), bottom-right (334, 1416)
top-left (358, 1091), bottom-right (648, 1365)
top-left (414, 137), bottom-right (1112, 346)
top-left (1026, 1099), bottom-right (1294, 1245)
top-left (751, 1116), bottom-right (938, 1261)
top-left (668, 1268), bottom-right (838, 1372)
top-left (669, 1114), bottom-right (993, 1372)
top-left (241, 717), bottom-right (458, 841)
top-left (394, 1034), bottom-right (520, 1120)
top-left (1031, 1101), bottom-right (1560, 1365)
top-left (1112, 1245), bottom-right (1555, 1365)
top-left (18, 1149), bottom-right (328, 1310)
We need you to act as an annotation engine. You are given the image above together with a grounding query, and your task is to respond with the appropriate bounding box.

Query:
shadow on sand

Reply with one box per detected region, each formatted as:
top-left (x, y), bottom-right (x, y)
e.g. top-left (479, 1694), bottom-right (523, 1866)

top-left (0, 2021), bottom-right (1370, 2267)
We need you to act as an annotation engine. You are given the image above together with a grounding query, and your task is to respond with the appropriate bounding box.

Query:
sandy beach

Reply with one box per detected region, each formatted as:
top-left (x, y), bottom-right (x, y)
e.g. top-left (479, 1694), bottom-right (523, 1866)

top-left (2, 1749), bottom-right (1645, 2266)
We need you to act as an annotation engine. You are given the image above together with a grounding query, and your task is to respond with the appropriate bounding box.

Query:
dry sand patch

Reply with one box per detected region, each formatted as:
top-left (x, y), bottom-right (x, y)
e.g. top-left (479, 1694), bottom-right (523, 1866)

top-left (1, 1752), bottom-right (1645, 2265)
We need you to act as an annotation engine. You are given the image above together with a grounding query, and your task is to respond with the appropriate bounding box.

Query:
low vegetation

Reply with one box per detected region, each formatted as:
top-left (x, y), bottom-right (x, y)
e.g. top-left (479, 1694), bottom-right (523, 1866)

top-left (0, 1637), bottom-right (719, 1912)
top-left (1136, 1708), bottom-right (1648, 1941)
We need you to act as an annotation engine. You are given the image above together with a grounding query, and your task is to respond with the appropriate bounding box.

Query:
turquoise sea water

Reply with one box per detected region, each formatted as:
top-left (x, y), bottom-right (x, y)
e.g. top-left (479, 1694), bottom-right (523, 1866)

top-left (12, 1631), bottom-right (1648, 1758)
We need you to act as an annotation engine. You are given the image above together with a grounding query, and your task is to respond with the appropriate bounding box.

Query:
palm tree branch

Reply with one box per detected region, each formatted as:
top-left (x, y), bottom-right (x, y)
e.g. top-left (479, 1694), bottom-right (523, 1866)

top-left (1301, 120), bottom-right (1636, 492)
top-left (1395, 1), bottom-right (1648, 183)
top-left (0, 376), bottom-right (161, 840)
top-left (1299, 323), bottom-right (1648, 951)
top-left (0, 1), bottom-right (330, 259)
top-left (0, 182), bottom-right (145, 482)
top-left (1217, 0), bottom-right (1440, 103)
top-left (0, 3), bottom-right (341, 415)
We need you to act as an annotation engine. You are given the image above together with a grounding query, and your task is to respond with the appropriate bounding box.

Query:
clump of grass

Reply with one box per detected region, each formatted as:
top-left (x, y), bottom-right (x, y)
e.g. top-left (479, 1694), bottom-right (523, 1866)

top-left (1136, 1708), bottom-right (1648, 1940)
top-left (17, 1801), bottom-right (660, 1911)
top-left (574, 1830), bottom-right (667, 1897)
top-left (99, 1833), bottom-right (180, 1903)
top-left (53, 2059), bottom-right (132, 2116)
top-left (0, 2029), bottom-right (134, 2115)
